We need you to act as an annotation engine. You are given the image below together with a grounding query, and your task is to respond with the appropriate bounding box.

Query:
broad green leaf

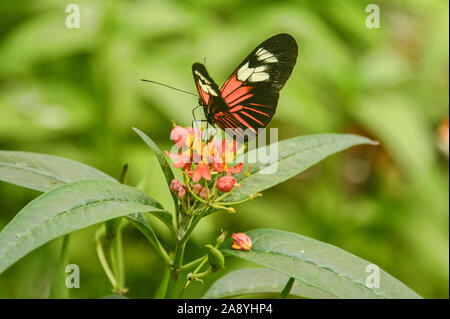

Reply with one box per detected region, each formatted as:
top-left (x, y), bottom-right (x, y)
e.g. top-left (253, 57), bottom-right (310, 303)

top-left (0, 180), bottom-right (167, 274)
top-left (204, 268), bottom-right (336, 299)
top-left (221, 229), bottom-right (422, 299)
top-left (0, 151), bottom-right (116, 192)
top-left (226, 134), bottom-right (377, 202)
top-left (133, 127), bottom-right (178, 209)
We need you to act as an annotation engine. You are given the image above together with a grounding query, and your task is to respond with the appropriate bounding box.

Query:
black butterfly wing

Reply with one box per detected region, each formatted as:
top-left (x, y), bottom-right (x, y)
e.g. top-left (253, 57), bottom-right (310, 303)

top-left (192, 63), bottom-right (221, 108)
top-left (217, 33), bottom-right (298, 136)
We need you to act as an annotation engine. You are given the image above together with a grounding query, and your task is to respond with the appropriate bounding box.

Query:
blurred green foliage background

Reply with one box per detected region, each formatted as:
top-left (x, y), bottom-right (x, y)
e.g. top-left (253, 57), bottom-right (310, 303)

top-left (0, 0), bottom-right (448, 298)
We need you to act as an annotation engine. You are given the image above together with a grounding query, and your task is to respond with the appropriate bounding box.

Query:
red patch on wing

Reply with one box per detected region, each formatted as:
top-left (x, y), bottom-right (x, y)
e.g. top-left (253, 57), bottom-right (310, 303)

top-left (243, 106), bottom-right (270, 117)
top-left (229, 105), bottom-right (243, 112)
top-left (240, 111), bottom-right (264, 126)
top-left (224, 85), bottom-right (251, 105)
top-left (229, 92), bottom-right (253, 107)
top-left (221, 74), bottom-right (241, 98)
top-left (231, 113), bottom-right (257, 134)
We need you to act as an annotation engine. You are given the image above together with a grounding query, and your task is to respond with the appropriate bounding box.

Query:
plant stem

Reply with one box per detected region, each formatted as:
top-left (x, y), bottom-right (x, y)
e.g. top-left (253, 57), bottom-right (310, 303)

top-left (49, 235), bottom-right (70, 299)
top-left (217, 193), bottom-right (262, 206)
top-left (153, 267), bottom-right (170, 299)
top-left (180, 209), bottom-right (207, 244)
top-left (192, 255), bottom-right (209, 274)
top-left (277, 277), bottom-right (295, 299)
top-left (110, 224), bottom-right (125, 289)
top-left (96, 238), bottom-right (118, 291)
top-left (172, 240), bottom-right (186, 270)
top-left (165, 244), bottom-right (185, 299)
top-left (180, 255), bottom-right (207, 271)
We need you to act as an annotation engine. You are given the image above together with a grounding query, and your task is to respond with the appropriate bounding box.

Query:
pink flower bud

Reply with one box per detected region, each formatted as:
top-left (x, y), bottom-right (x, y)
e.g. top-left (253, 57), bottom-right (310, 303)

top-left (231, 233), bottom-right (252, 251)
top-left (199, 187), bottom-right (207, 200)
top-left (216, 175), bottom-right (237, 192)
top-left (170, 179), bottom-right (182, 193)
top-left (177, 185), bottom-right (186, 198)
top-left (170, 126), bottom-right (189, 148)
top-left (191, 183), bottom-right (202, 195)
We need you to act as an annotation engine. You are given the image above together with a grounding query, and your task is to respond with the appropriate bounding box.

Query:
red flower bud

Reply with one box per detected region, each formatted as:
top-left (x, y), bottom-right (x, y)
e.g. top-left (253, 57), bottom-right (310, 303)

top-left (170, 179), bottom-right (182, 193)
top-left (231, 233), bottom-right (252, 251)
top-left (216, 175), bottom-right (238, 192)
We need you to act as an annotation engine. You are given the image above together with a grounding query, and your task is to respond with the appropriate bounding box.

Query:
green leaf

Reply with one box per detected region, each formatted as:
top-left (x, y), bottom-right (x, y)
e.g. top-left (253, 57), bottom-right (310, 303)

top-left (226, 134), bottom-right (377, 202)
top-left (0, 150), bottom-right (116, 192)
top-left (220, 229), bottom-right (422, 299)
top-left (132, 127), bottom-right (178, 209)
top-left (204, 268), bottom-right (336, 299)
top-left (0, 180), bottom-right (166, 274)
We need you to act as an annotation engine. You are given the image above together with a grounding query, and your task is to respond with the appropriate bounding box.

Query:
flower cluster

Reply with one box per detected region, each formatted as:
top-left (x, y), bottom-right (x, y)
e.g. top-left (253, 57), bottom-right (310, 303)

top-left (166, 125), bottom-right (244, 194)
top-left (165, 124), bottom-right (259, 284)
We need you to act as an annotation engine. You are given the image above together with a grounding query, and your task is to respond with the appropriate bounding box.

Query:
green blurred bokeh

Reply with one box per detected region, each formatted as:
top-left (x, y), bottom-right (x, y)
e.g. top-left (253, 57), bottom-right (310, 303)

top-left (0, 0), bottom-right (448, 298)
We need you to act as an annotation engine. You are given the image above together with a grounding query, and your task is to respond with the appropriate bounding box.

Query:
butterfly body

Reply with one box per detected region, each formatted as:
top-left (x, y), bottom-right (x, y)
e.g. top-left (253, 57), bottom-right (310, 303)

top-left (192, 33), bottom-right (298, 139)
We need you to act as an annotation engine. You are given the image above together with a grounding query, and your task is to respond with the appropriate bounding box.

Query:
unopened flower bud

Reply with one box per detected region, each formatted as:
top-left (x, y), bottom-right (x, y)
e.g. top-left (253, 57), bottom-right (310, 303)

top-left (199, 187), bottom-right (208, 199)
top-left (250, 193), bottom-right (262, 200)
top-left (191, 183), bottom-right (202, 195)
top-left (177, 185), bottom-right (186, 198)
top-left (231, 233), bottom-right (252, 251)
top-left (216, 230), bottom-right (228, 246)
top-left (216, 175), bottom-right (238, 193)
top-left (225, 207), bottom-right (236, 214)
top-left (205, 244), bottom-right (225, 271)
top-left (170, 179), bottom-right (182, 193)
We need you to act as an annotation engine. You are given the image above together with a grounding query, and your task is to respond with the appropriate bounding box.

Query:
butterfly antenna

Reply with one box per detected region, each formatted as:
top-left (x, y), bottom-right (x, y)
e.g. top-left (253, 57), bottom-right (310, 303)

top-left (141, 79), bottom-right (198, 97)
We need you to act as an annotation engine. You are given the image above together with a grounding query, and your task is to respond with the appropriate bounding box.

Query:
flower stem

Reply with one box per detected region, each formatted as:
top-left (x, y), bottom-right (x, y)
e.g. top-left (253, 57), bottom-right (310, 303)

top-left (96, 233), bottom-right (118, 291)
top-left (181, 255), bottom-right (207, 271)
top-left (217, 193), bottom-right (262, 206)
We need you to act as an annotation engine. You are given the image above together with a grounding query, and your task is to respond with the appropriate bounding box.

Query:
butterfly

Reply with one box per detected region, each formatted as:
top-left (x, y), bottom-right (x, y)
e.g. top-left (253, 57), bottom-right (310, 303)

top-left (192, 33), bottom-right (298, 140)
